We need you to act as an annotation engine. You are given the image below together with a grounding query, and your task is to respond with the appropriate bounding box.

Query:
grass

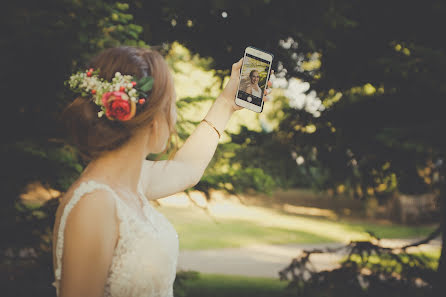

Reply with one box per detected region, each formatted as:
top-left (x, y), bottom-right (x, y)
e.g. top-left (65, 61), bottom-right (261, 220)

top-left (347, 249), bottom-right (441, 271)
top-left (177, 273), bottom-right (296, 297)
top-left (156, 202), bottom-right (437, 250)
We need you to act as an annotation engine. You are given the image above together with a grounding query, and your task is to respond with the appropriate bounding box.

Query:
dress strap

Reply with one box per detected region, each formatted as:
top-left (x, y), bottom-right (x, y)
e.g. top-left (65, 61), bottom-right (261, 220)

top-left (54, 180), bottom-right (121, 282)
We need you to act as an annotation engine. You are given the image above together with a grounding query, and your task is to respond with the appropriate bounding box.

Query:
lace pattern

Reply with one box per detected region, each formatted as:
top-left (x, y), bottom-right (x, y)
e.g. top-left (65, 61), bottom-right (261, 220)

top-left (53, 180), bottom-right (179, 297)
top-left (250, 83), bottom-right (262, 97)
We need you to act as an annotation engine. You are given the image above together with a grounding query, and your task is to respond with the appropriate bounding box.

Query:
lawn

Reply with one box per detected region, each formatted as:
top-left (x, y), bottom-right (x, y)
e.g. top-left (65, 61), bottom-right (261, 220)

top-left (155, 200), bottom-right (437, 250)
top-left (176, 273), bottom-right (296, 297)
top-left (175, 249), bottom-right (441, 297)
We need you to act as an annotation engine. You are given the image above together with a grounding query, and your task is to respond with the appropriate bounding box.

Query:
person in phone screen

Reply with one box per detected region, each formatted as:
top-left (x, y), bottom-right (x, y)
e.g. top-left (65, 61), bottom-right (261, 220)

top-left (245, 70), bottom-right (262, 98)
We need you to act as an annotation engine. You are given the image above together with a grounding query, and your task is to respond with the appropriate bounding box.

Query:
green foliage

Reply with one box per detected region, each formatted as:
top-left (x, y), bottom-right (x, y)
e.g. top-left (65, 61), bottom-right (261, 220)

top-left (128, 0), bottom-right (446, 199)
top-left (173, 270), bottom-right (201, 297)
top-left (2, 0), bottom-right (148, 196)
top-left (1, 2), bottom-right (148, 295)
top-left (348, 251), bottom-right (439, 274)
top-left (198, 166), bottom-right (276, 196)
top-left (280, 238), bottom-right (438, 297)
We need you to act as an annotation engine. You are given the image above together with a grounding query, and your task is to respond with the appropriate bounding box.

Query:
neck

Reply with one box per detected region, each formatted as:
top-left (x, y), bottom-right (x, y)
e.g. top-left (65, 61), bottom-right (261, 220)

top-left (82, 129), bottom-right (150, 195)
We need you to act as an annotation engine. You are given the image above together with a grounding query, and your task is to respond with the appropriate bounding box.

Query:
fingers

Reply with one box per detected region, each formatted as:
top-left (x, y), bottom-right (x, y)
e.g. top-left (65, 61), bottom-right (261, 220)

top-left (232, 57), bottom-right (243, 70)
top-left (267, 70), bottom-right (274, 86)
top-left (264, 70), bottom-right (274, 101)
top-left (230, 57), bottom-right (243, 77)
top-left (264, 87), bottom-right (272, 95)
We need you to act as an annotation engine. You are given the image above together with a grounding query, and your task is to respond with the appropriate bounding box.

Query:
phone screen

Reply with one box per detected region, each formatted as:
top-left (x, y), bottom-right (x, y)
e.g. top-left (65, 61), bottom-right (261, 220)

top-left (237, 53), bottom-right (272, 106)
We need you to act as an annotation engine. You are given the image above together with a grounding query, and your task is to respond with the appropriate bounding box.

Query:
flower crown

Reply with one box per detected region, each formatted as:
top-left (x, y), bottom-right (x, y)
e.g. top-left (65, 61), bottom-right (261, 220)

top-left (66, 68), bottom-right (154, 122)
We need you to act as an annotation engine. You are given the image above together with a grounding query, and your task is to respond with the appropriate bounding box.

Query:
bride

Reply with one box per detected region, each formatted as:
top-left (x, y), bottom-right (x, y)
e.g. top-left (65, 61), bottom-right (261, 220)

top-left (51, 46), bottom-right (272, 297)
top-left (245, 70), bottom-right (262, 98)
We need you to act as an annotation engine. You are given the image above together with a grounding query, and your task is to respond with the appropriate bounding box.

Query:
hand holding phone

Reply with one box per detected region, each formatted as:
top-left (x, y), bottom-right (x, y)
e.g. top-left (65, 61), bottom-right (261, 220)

top-left (235, 46), bottom-right (274, 113)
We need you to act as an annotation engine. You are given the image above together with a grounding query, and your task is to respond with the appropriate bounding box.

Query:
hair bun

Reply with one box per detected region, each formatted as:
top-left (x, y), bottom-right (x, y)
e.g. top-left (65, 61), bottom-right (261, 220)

top-left (61, 46), bottom-right (177, 162)
top-left (62, 96), bottom-right (131, 161)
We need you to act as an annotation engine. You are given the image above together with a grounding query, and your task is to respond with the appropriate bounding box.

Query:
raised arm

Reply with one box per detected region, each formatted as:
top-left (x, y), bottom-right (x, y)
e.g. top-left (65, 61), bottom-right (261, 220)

top-left (59, 190), bottom-right (118, 297)
top-left (140, 95), bottom-right (234, 200)
top-left (140, 59), bottom-right (272, 200)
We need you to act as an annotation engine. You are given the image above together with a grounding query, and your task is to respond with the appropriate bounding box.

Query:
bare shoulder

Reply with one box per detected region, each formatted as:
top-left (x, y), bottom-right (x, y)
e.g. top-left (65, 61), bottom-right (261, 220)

top-left (65, 188), bottom-right (118, 233)
top-left (57, 188), bottom-right (119, 296)
top-left (62, 188), bottom-right (119, 263)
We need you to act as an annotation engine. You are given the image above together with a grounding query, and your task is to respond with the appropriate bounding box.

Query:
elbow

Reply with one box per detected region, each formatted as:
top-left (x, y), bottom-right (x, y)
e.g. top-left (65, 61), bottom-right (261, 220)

top-left (190, 167), bottom-right (205, 188)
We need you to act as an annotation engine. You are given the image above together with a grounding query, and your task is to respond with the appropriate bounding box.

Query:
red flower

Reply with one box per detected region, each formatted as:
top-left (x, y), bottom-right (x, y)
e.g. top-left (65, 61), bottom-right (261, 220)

top-left (101, 91), bottom-right (136, 121)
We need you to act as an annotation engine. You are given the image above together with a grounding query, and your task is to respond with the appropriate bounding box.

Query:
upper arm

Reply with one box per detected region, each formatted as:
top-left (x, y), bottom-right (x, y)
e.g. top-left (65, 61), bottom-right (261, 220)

top-left (140, 159), bottom-right (202, 200)
top-left (60, 190), bottom-right (118, 297)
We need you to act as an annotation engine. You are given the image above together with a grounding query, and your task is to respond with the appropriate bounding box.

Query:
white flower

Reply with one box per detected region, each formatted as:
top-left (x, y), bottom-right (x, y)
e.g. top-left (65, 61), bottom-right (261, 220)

top-left (130, 96), bottom-right (136, 102)
top-left (115, 72), bottom-right (122, 78)
top-left (284, 78), bottom-right (325, 117)
top-left (272, 77), bottom-right (288, 89)
top-left (127, 83), bottom-right (133, 89)
top-left (98, 111), bottom-right (104, 117)
top-left (279, 37), bottom-right (295, 49)
top-left (129, 89), bottom-right (137, 96)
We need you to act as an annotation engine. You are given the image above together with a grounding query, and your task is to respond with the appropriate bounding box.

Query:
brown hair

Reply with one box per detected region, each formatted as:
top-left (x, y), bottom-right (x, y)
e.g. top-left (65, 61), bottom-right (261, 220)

top-left (249, 69), bottom-right (259, 78)
top-left (61, 46), bottom-right (178, 162)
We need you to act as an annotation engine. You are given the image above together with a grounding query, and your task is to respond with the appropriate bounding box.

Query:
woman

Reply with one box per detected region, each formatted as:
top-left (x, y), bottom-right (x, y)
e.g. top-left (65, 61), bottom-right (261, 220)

top-left (245, 70), bottom-right (262, 98)
top-left (52, 46), bottom-right (273, 297)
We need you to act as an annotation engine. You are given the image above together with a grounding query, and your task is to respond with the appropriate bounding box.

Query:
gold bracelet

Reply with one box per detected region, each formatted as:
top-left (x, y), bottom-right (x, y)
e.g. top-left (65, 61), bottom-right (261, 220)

top-left (201, 119), bottom-right (221, 139)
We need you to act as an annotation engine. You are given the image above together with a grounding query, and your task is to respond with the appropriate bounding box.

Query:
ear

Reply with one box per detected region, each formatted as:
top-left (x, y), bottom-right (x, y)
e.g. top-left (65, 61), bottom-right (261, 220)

top-left (151, 118), bottom-right (158, 136)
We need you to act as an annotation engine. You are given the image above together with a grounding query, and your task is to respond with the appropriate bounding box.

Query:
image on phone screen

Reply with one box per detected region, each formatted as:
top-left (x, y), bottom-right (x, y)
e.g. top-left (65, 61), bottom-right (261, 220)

top-left (237, 53), bottom-right (271, 106)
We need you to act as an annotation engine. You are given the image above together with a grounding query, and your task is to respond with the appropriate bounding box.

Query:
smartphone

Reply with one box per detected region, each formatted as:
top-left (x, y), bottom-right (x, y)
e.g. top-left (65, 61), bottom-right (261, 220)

top-left (235, 46), bottom-right (274, 113)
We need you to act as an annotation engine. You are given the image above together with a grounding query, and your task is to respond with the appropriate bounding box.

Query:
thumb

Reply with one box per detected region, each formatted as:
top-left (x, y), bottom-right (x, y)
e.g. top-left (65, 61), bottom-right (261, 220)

top-left (231, 57), bottom-right (243, 77)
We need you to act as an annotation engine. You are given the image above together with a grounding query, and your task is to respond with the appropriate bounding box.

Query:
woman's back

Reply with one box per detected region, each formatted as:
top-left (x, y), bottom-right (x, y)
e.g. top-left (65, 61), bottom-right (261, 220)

top-left (52, 179), bottom-right (179, 297)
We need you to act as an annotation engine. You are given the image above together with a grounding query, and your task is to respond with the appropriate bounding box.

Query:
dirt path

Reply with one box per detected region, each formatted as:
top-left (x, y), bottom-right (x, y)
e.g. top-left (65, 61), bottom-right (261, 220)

top-left (177, 238), bottom-right (441, 278)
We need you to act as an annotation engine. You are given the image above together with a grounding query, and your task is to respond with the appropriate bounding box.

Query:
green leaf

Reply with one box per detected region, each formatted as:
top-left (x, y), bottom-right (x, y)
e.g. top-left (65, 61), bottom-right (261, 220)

top-left (138, 76), bottom-right (154, 92)
top-left (116, 2), bottom-right (129, 11)
top-left (128, 30), bottom-right (139, 39)
top-left (137, 76), bottom-right (151, 85)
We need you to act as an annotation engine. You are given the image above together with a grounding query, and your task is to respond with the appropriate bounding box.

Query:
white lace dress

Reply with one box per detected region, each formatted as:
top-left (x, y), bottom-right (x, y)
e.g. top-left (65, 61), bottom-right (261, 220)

top-left (52, 180), bottom-right (179, 297)
top-left (250, 84), bottom-right (262, 98)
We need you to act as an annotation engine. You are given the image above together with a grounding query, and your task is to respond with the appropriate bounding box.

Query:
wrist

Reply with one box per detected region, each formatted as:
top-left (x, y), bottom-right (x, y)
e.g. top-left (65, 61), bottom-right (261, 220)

top-left (202, 95), bottom-right (235, 139)
top-left (216, 94), bottom-right (237, 113)
top-left (201, 119), bottom-right (221, 139)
